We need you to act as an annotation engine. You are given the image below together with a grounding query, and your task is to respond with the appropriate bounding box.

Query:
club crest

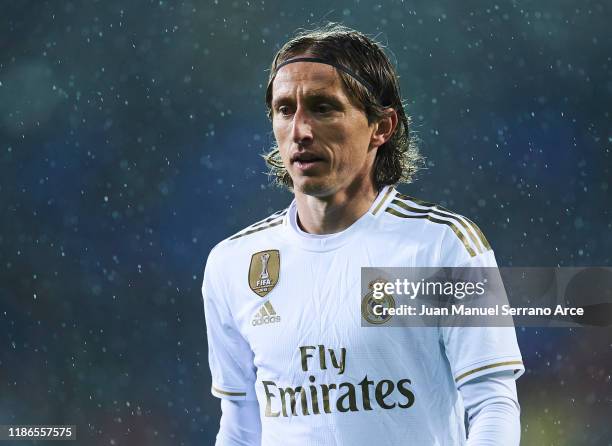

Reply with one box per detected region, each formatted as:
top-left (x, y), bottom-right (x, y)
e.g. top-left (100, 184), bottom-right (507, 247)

top-left (361, 279), bottom-right (396, 325)
top-left (248, 250), bottom-right (280, 297)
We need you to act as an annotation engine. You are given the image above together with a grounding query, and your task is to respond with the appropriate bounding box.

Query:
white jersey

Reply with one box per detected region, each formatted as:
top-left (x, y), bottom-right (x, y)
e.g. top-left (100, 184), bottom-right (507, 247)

top-left (203, 186), bottom-right (524, 446)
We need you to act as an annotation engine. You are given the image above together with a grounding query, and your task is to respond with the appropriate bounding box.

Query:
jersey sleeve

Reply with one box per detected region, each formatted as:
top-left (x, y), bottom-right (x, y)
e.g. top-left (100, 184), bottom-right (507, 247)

top-left (203, 247), bottom-right (257, 401)
top-left (439, 225), bottom-right (525, 388)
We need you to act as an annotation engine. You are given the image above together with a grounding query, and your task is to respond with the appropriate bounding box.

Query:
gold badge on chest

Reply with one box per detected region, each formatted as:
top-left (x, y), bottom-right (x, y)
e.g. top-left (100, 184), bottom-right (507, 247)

top-left (248, 250), bottom-right (280, 297)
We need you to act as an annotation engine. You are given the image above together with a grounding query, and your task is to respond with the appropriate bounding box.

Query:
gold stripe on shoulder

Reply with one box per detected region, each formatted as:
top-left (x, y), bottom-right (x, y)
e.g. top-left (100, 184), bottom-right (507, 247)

top-left (229, 219), bottom-right (283, 241)
top-left (395, 193), bottom-right (490, 253)
top-left (250, 209), bottom-right (288, 229)
top-left (391, 199), bottom-right (483, 255)
top-left (212, 385), bottom-right (247, 397)
top-left (396, 192), bottom-right (435, 207)
top-left (371, 187), bottom-right (395, 215)
top-left (385, 207), bottom-right (477, 257)
top-left (454, 360), bottom-right (523, 382)
top-left (464, 216), bottom-right (491, 250)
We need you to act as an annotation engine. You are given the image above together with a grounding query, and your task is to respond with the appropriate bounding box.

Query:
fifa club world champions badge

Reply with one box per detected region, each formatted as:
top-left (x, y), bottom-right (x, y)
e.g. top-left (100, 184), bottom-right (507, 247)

top-left (249, 250), bottom-right (280, 297)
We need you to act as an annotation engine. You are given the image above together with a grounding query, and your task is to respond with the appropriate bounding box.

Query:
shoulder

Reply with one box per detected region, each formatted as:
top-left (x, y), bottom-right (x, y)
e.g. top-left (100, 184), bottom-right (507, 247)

top-left (226, 207), bottom-right (288, 242)
top-left (380, 191), bottom-right (492, 261)
top-left (205, 207), bottom-right (289, 269)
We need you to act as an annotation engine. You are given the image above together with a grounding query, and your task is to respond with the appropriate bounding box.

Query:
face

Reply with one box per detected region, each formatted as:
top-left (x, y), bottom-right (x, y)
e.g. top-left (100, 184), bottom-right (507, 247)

top-left (270, 61), bottom-right (380, 198)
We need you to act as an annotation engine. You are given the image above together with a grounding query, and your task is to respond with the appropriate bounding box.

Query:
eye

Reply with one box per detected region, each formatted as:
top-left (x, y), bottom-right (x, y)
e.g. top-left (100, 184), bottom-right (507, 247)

top-left (277, 105), bottom-right (293, 116)
top-left (315, 103), bottom-right (333, 114)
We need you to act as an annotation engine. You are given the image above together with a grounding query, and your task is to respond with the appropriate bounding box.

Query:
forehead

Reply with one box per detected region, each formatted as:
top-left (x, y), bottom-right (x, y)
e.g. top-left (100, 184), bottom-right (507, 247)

top-left (271, 62), bottom-right (347, 100)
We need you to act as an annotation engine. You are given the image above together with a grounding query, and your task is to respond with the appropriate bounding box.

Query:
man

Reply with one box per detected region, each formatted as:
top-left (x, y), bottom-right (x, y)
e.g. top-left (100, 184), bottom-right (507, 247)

top-left (203, 24), bottom-right (523, 445)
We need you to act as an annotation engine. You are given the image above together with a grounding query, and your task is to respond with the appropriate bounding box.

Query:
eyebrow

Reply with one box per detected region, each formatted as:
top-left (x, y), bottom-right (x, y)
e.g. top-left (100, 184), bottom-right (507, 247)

top-left (271, 92), bottom-right (344, 109)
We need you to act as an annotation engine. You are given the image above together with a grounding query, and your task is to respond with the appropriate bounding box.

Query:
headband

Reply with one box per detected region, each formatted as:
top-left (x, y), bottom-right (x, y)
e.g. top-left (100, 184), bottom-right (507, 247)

top-left (274, 57), bottom-right (382, 104)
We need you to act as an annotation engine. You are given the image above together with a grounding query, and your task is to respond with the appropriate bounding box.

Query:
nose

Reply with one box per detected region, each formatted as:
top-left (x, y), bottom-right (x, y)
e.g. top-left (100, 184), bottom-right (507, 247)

top-left (291, 106), bottom-right (313, 146)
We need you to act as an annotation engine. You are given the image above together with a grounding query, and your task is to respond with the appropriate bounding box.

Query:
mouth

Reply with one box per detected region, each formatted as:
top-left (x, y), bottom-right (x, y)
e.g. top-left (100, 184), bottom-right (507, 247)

top-left (290, 152), bottom-right (326, 170)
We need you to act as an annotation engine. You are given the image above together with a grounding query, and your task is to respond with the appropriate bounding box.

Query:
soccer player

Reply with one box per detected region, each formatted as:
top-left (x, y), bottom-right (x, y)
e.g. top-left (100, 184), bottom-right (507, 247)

top-left (203, 24), bottom-right (523, 445)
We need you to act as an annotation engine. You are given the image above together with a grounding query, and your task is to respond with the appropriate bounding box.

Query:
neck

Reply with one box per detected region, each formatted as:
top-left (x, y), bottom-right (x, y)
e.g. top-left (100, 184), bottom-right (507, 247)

top-left (294, 180), bottom-right (379, 235)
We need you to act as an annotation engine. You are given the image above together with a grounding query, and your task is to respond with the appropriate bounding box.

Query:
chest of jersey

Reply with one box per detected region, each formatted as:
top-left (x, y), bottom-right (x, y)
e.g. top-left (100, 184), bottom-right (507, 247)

top-left (230, 243), bottom-right (454, 420)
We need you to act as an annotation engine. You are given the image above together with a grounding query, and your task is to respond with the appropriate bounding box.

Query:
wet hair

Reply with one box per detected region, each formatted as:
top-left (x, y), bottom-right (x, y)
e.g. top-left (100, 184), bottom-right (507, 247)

top-left (263, 23), bottom-right (422, 190)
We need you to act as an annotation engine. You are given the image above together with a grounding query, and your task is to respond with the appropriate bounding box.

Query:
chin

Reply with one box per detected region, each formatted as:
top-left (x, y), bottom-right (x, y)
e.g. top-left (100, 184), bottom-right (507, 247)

top-left (293, 178), bottom-right (335, 198)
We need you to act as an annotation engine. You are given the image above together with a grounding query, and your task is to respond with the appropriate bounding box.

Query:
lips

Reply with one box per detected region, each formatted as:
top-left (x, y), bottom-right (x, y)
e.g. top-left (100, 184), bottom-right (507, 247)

top-left (290, 152), bottom-right (326, 172)
top-left (290, 152), bottom-right (325, 164)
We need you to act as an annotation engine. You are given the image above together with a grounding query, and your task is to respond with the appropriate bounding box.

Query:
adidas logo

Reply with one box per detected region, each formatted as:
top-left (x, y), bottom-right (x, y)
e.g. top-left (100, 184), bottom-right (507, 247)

top-left (252, 302), bottom-right (281, 326)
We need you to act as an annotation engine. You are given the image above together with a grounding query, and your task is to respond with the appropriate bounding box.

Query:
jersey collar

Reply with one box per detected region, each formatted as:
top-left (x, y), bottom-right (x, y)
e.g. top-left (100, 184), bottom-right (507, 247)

top-left (282, 185), bottom-right (396, 252)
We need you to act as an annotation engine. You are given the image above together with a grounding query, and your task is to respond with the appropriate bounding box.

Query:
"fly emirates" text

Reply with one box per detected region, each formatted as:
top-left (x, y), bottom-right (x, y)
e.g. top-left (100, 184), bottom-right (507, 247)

top-left (262, 345), bottom-right (415, 417)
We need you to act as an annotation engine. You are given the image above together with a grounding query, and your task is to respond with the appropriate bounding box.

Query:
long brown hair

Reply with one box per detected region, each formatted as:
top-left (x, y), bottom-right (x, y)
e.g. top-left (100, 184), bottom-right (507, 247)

top-left (264, 23), bottom-right (422, 190)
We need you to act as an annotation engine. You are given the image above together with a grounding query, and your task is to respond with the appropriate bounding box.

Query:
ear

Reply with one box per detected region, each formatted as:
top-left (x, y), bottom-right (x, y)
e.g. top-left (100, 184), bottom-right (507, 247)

top-left (370, 108), bottom-right (398, 150)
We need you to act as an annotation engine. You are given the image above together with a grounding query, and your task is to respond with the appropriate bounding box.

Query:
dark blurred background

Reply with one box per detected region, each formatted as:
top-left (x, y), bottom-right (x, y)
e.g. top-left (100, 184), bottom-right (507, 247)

top-left (1, 0), bottom-right (610, 445)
